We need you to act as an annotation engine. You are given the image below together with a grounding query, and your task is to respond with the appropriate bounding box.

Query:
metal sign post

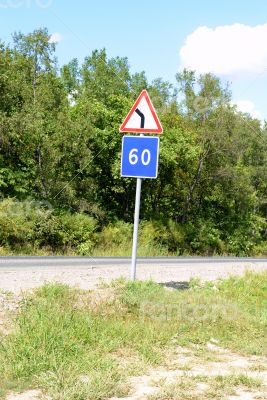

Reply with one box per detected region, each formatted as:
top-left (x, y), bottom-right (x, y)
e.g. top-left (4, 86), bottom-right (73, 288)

top-left (120, 90), bottom-right (163, 280)
top-left (131, 173), bottom-right (142, 280)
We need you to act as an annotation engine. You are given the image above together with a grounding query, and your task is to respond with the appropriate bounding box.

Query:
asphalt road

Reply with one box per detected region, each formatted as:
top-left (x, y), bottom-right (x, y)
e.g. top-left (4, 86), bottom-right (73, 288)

top-left (0, 257), bottom-right (266, 293)
top-left (0, 256), bottom-right (267, 269)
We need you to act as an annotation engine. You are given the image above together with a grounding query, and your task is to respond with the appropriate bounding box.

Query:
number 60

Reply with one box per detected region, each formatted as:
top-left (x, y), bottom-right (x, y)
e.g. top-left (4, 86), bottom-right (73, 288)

top-left (129, 149), bottom-right (151, 166)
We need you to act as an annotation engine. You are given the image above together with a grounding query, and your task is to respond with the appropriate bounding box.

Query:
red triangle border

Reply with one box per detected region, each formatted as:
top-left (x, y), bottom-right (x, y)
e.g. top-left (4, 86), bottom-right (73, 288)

top-left (120, 90), bottom-right (163, 134)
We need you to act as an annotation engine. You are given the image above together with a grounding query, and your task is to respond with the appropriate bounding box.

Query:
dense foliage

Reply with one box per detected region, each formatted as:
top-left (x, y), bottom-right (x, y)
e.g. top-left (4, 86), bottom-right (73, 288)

top-left (0, 28), bottom-right (266, 255)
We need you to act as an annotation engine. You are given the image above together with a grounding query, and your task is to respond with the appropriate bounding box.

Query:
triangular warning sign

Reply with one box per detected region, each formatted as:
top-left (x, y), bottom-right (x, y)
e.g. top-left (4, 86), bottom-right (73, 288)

top-left (120, 90), bottom-right (163, 134)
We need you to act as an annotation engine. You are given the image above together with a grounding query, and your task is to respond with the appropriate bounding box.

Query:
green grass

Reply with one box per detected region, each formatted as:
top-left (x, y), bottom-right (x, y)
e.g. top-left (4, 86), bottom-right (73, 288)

top-left (0, 271), bottom-right (266, 399)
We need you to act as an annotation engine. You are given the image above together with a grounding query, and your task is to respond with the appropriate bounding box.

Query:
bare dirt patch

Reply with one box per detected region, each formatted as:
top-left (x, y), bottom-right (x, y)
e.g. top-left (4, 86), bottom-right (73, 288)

top-left (110, 344), bottom-right (267, 400)
top-left (0, 291), bottom-right (20, 335)
top-left (6, 390), bottom-right (49, 400)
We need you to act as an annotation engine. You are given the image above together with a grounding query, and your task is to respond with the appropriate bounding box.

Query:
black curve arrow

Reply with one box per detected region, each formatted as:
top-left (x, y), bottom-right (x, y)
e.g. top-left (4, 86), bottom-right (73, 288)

top-left (135, 108), bottom-right (145, 128)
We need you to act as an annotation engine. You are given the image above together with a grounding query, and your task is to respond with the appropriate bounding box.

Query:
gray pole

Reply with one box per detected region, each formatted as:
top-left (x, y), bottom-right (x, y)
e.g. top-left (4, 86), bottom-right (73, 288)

top-left (131, 132), bottom-right (145, 281)
top-left (131, 175), bottom-right (142, 280)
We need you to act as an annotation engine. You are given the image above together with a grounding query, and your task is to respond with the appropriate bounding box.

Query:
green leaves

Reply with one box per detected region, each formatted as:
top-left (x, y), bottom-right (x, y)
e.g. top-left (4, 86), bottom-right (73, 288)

top-left (0, 29), bottom-right (266, 255)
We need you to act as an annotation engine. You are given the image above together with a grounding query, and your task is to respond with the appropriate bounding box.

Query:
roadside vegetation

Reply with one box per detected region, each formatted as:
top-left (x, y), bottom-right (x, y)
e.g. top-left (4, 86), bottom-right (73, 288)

top-left (0, 28), bottom-right (267, 256)
top-left (0, 271), bottom-right (266, 399)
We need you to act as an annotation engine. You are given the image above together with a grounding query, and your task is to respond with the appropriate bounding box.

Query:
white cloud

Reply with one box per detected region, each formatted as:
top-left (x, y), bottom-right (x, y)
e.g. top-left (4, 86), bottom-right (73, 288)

top-left (180, 23), bottom-right (267, 75)
top-left (49, 32), bottom-right (64, 43)
top-left (233, 100), bottom-right (261, 119)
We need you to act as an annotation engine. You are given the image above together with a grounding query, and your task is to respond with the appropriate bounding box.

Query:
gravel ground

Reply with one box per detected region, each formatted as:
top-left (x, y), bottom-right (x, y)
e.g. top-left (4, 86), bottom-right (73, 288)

top-left (0, 261), bottom-right (267, 293)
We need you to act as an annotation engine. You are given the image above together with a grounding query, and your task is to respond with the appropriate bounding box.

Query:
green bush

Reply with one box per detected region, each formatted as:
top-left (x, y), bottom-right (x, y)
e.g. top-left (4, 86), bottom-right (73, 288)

top-left (0, 199), bottom-right (266, 256)
top-left (93, 221), bottom-right (133, 256)
top-left (59, 213), bottom-right (98, 255)
top-left (0, 198), bottom-right (98, 254)
top-left (190, 220), bottom-right (225, 255)
top-left (33, 212), bottom-right (98, 253)
top-left (139, 220), bottom-right (185, 255)
top-left (92, 220), bottom-right (184, 256)
top-left (0, 198), bottom-right (36, 247)
top-left (32, 214), bottom-right (64, 249)
top-left (226, 215), bottom-right (266, 256)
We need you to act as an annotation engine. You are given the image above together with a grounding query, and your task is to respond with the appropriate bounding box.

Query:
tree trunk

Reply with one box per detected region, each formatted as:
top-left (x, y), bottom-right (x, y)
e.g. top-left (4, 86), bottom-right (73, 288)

top-left (37, 147), bottom-right (48, 199)
top-left (181, 144), bottom-right (210, 224)
top-left (33, 51), bottom-right (37, 103)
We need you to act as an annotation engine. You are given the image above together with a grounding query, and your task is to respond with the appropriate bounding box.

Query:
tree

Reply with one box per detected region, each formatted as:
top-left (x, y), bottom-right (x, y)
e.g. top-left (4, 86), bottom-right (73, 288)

top-left (0, 29), bottom-right (266, 255)
top-left (13, 28), bottom-right (56, 103)
top-left (60, 58), bottom-right (80, 95)
top-left (81, 49), bottom-right (130, 103)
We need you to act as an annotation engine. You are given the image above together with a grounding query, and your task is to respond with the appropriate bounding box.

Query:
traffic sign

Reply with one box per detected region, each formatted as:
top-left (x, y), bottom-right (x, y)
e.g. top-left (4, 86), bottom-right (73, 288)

top-left (121, 136), bottom-right (160, 179)
top-left (119, 89), bottom-right (163, 281)
top-left (120, 90), bottom-right (163, 134)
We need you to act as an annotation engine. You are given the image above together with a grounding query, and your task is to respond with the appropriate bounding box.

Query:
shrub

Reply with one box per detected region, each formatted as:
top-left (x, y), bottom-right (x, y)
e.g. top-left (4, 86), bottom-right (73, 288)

top-left (190, 220), bottom-right (225, 255)
top-left (33, 212), bottom-right (97, 253)
top-left (58, 212), bottom-right (98, 252)
top-left (0, 198), bottom-right (36, 247)
top-left (0, 198), bottom-right (98, 254)
top-left (93, 221), bottom-right (133, 256)
top-left (139, 220), bottom-right (185, 255)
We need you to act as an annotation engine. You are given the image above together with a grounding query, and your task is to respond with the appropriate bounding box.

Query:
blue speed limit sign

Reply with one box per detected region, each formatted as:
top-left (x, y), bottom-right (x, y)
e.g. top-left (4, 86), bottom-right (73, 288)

top-left (121, 136), bottom-right (160, 179)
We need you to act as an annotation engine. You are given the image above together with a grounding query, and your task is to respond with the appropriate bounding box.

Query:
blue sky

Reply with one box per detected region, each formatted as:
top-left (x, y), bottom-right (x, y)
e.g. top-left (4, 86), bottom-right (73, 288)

top-left (1, 0), bottom-right (267, 120)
